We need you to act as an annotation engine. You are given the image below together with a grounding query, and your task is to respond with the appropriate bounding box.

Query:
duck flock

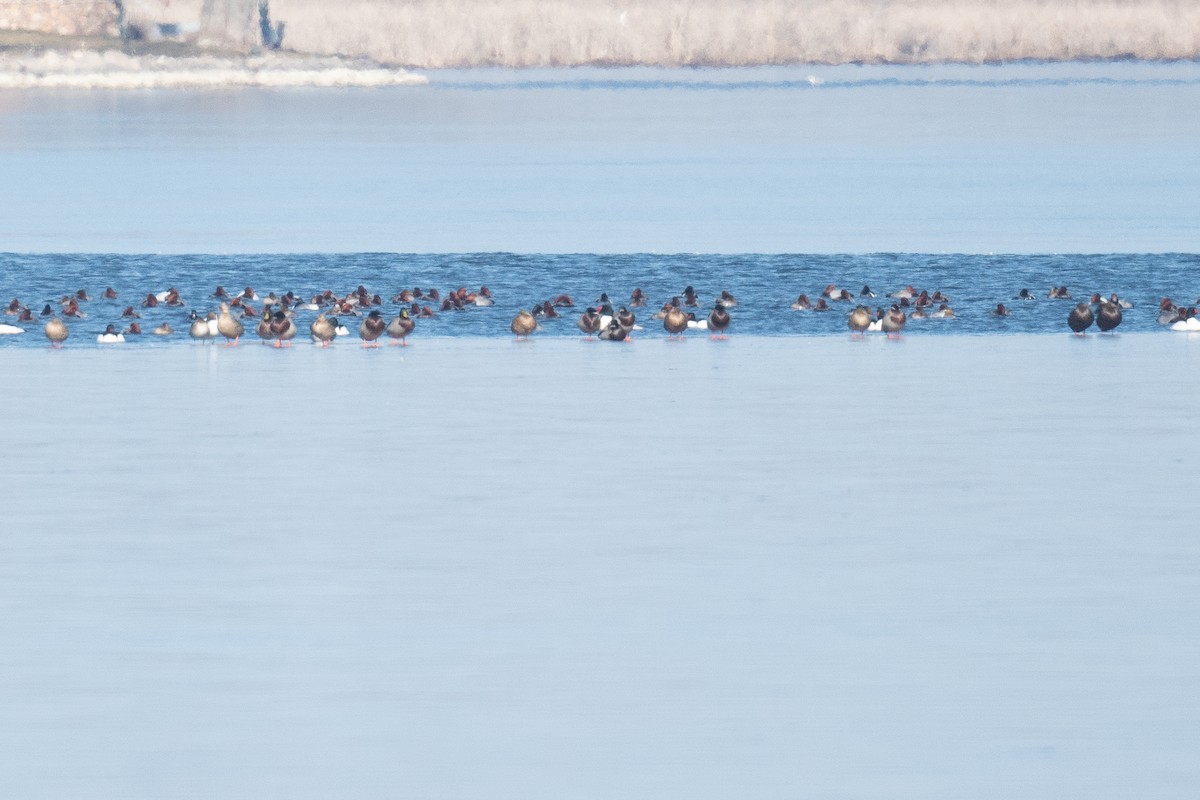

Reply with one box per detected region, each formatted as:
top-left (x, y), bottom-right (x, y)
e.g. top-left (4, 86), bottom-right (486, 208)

top-left (2, 279), bottom-right (1197, 347)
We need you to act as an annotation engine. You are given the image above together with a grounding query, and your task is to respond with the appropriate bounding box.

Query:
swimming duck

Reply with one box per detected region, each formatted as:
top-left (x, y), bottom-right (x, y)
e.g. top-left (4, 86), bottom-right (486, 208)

top-left (663, 306), bottom-right (688, 338)
top-left (96, 324), bottom-right (125, 344)
top-left (123, 322), bottom-right (142, 335)
top-left (511, 309), bottom-right (537, 339)
top-left (0, 322), bottom-right (24, 335)
top-left (993, 303), bottom-right (1011, 316)
top-left (812, 299), bottom-right (830, 312)
top-left (40, 304), bottom-right (53, 317)
top-left (859, 285), bottom-right (876, 298)
top-left (121, 305), bottom-right (140, 318)
top-left (540, 301), bottom-right (560, 319)
top-left (930, 303), bottom-right (956, 318)
top-left (577, 307), bottom-right (602, 338)
top-left (881, 305), bottom-right (906, 338)
top-left (1014, 288), bottom-right (1036, 300)
top-left (1067, 303), bottom-right (1094, 334)
top-left (216, 303), bottom-right (243, 345)
top-left (102, 287), bottom-right (118, 300)
top-left (707, 303), bottom-right (731, 339)
top-left (153, 323), bottom-right (174, 336)
top-left (1110, 293), bottom-right (1134, 309)
top-left (887, 285), bottom-right (917, 299)
top-left (1096, 301), bottom-right (1122, 333)
top-left (790, 294), bottom-right (812, 310)
top-left (386, 308), bottom-right (414, 346)
top-left (1049, 286), bottom-right (1072, 299)
top-left (15, 307), bottom-right (32, 322)
top-left (848, 305), bottom-right (871, 335)
top-left (359, 310), bottom-right (386, 347)
top-left (682, 286), bottom-right (699, 307)
top-left (716, 290), bottom-right (738, 307)
top-left (4, 298), bottom-right (23, 315)
top-left (44, 317), bottom-right (68, 347)
top-left (310, 314), bottom-right (336, 346)
top-left (75, 289), bottom-right (92, 302)
top-left (552, 294), bottom-right (574, 307)
top-left (629, 288), bottom-right (647, 307)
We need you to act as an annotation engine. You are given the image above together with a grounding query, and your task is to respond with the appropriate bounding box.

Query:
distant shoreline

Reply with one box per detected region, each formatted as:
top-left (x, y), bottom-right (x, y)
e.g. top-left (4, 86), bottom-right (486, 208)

top-left (0, 30), bottom-right (426, 89)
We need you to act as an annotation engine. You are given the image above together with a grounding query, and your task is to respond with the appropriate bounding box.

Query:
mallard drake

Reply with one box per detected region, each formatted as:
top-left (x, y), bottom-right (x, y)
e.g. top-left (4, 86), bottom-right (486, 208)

top-left (387, 308), bottom-right (414, 346)
top-left (663, 306), bottom-right (687, 337)
top-left (217, 303), bottom-right (244, 345)
top-left (848, 305), bottom-right (871, 335)
top-left (1067, 303), bottom-right (1094, 334)
top-left (44, 317), bottom-right (68, 347)
top-left (511, 310), bottom-right (537, 339)
top-left (310, 314), bottom-right (336, 347)
top-left (359, 310), bottom-right (386, 347)
top-left (577, 307), bottom-right (601, 338)
top-left (707, 303), bottom-right (731, 339)
top-left (256, 308), bottom-right (273, 343)
top-left (270, 310), bottom-right (297, 347)
top-left (1096, 301), bottom-right (1122, 333)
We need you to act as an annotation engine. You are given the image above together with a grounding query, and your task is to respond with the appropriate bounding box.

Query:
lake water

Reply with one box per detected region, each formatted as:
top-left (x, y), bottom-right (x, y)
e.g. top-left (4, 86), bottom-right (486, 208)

top-left (1, 62), bottom-right (1198, 797)
top-left (1, 62), bottom-right (1198, 253)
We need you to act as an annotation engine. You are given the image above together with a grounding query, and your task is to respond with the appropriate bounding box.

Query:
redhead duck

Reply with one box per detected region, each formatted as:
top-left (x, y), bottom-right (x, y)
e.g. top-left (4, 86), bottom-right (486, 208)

top-left (16, 307), bottom-right (33, 322)
top-left (216, 303), bottom-right (244, 345)
top-left (239, 286), bottom-right (259, 302)
top-left (887, 285), bottom-right (916, 299)
top-left (426, 288), bottom-right (440, 301)
top-left (577, 307), bottom-right (601, 338)
top-left (931, 303), bottom-right (955, 319)
top-left (142, 293), bottom-right (159, 308)
top-left (1110, 293), bottom-right (1134, 309)
top-left (540, 301), bottom-right (559, 318)
top-left (44, 317), bottom-right (68, 347)
top-left (629, 288), bottom-right (647, 307)
top-left (812, 299), bottom-right (830, 312)
top-left (359, 310), bottom-right (386, 347)
top-left (240, 304), bottom-right (259, 320)
top-left (511, 309), bottom-right (537, 339)
top-left (386, 308), bottom-right (414, 346)
top-left (1049, 286), bottom-right (1072, 299)
top-left (102, 287), bottom-right (118, 300)
top-left (820, 284), bottom-right (840, 299)
top-left (392, 289), bottom-right (414, 303)
top-left (121, 305), bottom-right (140, 318)
top-left (914, 290), bottom-right (932, 308)
top-left (212, 286), bottom-right (229, 298)
top-left (96, 324), bottom-right (124, 344)
top-left (663, 306), bottom-right (688, 338)
top-left (707, 303), bottom-right (731, 339)
top-left (418, 305), bottom-right (435, 318)
top-left (1096, 301), bottom-right (1122, 333)
top-left (310, 314), bottom-right (336, 347)
top-left (153, 323), bottom-right (174, 336)
top-left (717, 290), bottom-right (738, 307)
top-left (123, 322), bottom-right (142, 335)
top-left (1067, 303), bottom-right (1094, 334)
top-left (848, 305), bottom-right (871, 335)
top-left (479, 285), bottom-right (494, 299)
top-left (909, 307), bottom-right (927, 319)
top-left (881, 305), bottom-right (906, 338)
top-left (791, 294), bottom-right (812, 311)
top-left (993, 303), bottom-right (1011, 317)
top-left (931, 291), bottom-right (950, 303)
top-left (473, 290), bottom-right (494, 307)
top-left (75, 289), bottom-right (92, 301)
top-left (63, 300), bottom-right (85, 318)
top-left (270, 311), bottom-right (297, 347)
top-left (4, 298), bottom-right (22, 315)
top-left (598, 319), bottom-right (627, 341)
